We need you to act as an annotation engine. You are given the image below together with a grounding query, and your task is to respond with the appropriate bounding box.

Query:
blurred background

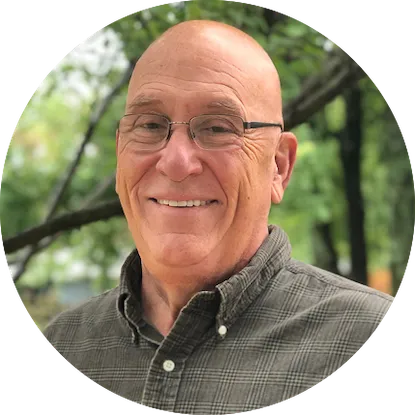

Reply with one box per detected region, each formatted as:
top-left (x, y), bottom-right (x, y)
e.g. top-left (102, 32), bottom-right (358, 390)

top-left (1, 1), bottom-right (413, 330)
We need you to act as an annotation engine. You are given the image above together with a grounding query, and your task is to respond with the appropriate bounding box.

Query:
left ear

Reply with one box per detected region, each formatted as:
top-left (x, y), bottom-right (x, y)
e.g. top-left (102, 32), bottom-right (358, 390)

top-left (271, 131), bottom-right (297, 204)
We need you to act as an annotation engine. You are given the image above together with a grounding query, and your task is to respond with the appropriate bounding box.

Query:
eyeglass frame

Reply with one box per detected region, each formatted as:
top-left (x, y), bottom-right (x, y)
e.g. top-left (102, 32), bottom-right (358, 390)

top-left (118, 112), bottom-right (284, 151)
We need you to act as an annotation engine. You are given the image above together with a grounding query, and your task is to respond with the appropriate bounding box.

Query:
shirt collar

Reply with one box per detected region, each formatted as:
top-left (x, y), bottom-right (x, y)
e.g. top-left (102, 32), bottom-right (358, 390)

top-left (117, 225), bottom-right (291, 337)
top-left (214, 225), bottom-right (291, 328)
top-left (117, 249), bottom-right (143, 340)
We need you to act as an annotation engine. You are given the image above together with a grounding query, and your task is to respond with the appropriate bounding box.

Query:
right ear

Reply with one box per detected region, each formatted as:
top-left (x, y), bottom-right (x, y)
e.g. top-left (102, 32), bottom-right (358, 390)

top-left (271, 131), bottom-right (297, 204)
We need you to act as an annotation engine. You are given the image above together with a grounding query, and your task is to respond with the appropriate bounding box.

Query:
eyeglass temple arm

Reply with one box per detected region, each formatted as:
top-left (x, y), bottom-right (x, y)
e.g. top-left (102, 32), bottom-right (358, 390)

top-left (244, 122), bottom-right (284, 131)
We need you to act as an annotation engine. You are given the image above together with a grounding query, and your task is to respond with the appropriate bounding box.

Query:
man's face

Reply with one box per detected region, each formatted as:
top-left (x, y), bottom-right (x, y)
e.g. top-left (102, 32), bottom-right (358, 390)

top-left (116, 26), bottom-right (294, 281)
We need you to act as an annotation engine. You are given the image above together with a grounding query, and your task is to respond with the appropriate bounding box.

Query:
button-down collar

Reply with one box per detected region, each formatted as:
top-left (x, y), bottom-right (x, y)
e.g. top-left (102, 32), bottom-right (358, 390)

top-left (117, 225), bottom-right (292, 343)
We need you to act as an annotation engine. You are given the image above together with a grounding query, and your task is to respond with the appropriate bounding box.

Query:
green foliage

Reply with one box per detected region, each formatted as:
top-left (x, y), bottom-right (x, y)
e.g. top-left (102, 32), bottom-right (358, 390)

top-left (19, 290), bottom-right (66, 331)
top-left (1, 0), bottom-right (412, 300)
top-left (325, 97), bottom-right (346, 132)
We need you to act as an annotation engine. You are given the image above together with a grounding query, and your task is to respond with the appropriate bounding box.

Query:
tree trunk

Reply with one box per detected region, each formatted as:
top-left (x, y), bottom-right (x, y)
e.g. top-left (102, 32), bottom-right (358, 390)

top-left (390, 171), bottom-right (415, 294)
top-left (262, 8), bottom-right (287, 34)
top-left (313, 222), bottom-right (340, 275)
top-left (339, 85), bottom-right (368, 285)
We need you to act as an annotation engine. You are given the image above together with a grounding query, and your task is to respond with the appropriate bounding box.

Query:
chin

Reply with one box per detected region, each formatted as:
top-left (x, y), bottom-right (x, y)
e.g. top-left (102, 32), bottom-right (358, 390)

top-left (147, 234), bottom-right (211, 268)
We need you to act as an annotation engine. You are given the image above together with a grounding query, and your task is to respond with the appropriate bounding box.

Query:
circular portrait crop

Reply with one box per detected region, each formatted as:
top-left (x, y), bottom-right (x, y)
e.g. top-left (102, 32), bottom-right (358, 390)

top-left (1, 1), bottom-right (413, 414)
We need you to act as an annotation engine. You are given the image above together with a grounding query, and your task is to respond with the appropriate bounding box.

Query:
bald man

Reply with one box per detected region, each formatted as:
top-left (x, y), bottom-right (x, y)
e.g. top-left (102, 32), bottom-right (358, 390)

top-left (45, 21), bottom-right (392, 414)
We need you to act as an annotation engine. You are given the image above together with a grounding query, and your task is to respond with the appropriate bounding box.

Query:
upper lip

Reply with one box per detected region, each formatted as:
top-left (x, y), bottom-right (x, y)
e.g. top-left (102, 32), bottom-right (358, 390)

top-left (149, 195), bottom-right (218, 202)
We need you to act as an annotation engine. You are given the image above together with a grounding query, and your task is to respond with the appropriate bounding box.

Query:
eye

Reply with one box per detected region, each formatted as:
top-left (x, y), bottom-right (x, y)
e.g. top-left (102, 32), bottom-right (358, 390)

top-left (198, 119), bottom-right (237, 135)
top-left (138, 122), bottom-right (164, 130)
top-left (209, 125), bottom-right (233, 133)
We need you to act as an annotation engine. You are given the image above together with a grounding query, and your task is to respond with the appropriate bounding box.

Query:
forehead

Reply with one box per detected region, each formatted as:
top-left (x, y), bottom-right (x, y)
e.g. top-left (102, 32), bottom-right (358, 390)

top-left (126, 36), bottom-right (271, 116)
top-left (125, 25), bottom-right (282, 120)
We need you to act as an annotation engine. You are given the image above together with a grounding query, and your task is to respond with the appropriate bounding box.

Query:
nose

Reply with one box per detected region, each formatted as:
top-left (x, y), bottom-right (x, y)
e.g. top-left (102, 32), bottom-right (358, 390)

top-left (155, 124), bottom-right (203, 182)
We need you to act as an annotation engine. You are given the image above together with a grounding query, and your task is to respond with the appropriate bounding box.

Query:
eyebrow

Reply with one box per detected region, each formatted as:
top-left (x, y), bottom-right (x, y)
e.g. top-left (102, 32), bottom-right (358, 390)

top-left (126, 95), bottom-right (244, 117)
top-left (126, 95), bottom-right (164, 112)
top-left (206, 100), bottom-right (244, 116)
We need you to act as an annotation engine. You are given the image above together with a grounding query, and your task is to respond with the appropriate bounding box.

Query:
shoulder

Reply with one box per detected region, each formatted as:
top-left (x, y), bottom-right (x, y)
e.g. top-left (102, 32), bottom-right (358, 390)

top-left (242, 259), bottom-right (394, 381)
top-left (287, 259), bottom-right (392, 305)
top-left (43, 287), bottom-right (126, 346)
top-left (262, 259), bottom-right (393, 329)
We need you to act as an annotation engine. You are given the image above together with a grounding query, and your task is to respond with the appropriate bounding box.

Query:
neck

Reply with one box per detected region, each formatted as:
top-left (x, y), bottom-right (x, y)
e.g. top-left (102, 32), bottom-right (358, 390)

top-left (140, 225), bottom-right (270, 336)
top-left (141, 267), bottom-right (217, 337)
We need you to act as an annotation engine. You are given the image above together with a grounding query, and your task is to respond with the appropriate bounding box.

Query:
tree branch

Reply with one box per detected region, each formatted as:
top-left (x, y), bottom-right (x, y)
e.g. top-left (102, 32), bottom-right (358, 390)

top-left (284, 50), bottom-right (365, 130)
top-left (80, 173), bottom-right (116, 207)
top-left (4, 200), bottom-right (123, 254)
top-left (11, 173), bottom-right (116, 282)
top-left (9, 60), bottom-right (134, 282)
top-left (46, 62), bottom-right (134, 218)
top-left (4, 52), bottom-right (366, 255)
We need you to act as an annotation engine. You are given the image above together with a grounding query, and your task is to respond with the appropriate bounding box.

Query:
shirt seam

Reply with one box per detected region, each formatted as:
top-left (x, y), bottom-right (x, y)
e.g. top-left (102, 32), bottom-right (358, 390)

top-left (285, 261), bottom-right (393, 302)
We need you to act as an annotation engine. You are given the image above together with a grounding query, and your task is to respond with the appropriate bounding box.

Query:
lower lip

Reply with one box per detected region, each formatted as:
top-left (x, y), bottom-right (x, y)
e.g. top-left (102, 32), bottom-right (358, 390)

top-left (150, 200), bottom-right (217, 212)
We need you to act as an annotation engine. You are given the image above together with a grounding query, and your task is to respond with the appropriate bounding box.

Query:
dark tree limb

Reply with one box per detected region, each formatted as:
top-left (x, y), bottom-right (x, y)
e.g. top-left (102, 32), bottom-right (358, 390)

top-left (4, 200), bottom-right (124, 254)
top-left (284, 50), bottom-right (365, 130)
top-left (11, 173), bottom-right (116, 282)
top-left (4, 53), bottom-right (366, 256)
top-left (9, 61), bottom-right (134, 282)
top-left (262, 8), bottom-right (287, 35)
top-left (46, 62), bottom-right (134, 218)
top-left (313, 222), bottom-right (340, 275)
top-left (339, 85), bottom-right (368, 285)
top-left (81, 173), bottom-right (116, 207)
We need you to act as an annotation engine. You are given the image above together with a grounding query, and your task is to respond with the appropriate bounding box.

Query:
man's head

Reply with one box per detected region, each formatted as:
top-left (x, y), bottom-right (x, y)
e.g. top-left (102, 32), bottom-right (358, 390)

top-left (116, 20), bottom-right (297, 284)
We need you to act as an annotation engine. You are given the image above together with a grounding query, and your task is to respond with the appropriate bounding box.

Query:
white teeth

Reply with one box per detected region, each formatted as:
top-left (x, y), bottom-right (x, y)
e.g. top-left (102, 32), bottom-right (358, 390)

top-left (156, 199), bottom-right (212, 207)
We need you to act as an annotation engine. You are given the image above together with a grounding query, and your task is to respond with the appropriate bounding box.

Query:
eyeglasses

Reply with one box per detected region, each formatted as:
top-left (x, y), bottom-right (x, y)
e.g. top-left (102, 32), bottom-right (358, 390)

top-left (118, 113), bottom-right (283, 151)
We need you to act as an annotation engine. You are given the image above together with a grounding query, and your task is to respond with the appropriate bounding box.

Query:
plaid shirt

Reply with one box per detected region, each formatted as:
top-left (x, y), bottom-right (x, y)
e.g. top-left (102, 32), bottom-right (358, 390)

top-left (44, 226), bottom-right (392, 414)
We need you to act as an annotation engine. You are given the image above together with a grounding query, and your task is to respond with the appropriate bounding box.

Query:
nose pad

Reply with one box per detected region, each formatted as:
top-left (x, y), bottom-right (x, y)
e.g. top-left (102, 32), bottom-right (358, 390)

top-left (166, 122), bottom-right (195, 145)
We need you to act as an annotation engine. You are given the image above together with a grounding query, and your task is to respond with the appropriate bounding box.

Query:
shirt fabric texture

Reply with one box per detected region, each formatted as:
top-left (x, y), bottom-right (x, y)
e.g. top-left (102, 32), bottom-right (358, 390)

top-left (44, 226), bottom-right (393, 414)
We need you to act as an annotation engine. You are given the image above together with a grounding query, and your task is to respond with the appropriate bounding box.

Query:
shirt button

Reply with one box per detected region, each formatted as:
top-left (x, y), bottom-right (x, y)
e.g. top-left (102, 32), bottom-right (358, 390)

top-left (163, 359), bottom-right (175, 372)
top-left (218, 325), bottom-right (227, 336)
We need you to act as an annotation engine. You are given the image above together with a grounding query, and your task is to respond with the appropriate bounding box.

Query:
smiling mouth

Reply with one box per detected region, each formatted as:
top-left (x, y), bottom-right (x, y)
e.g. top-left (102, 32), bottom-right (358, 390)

top-left (150, 198), bottom-right (218, 207)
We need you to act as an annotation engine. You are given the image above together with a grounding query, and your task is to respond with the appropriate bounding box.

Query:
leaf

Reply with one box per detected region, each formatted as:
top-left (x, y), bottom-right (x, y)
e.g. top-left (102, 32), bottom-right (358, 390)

top-left (283, 21), bottom-right (309, 38)
top-left (325, 96), bottom-right (346, 132)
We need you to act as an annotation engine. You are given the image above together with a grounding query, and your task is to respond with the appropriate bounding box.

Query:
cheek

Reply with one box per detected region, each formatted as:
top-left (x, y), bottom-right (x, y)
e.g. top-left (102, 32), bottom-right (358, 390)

top-left (117, 151), bottom-right (153, 187)
top-left (237, 142), bottom-right (275, 184)
top-left (116, 152), bottom-right (155, 214)
top-left (243, 136), bottom-right (275, 165)
top-left (231, 147), bottom-right (275, 209)
top-left (210, 155), bottom-right (242, 201)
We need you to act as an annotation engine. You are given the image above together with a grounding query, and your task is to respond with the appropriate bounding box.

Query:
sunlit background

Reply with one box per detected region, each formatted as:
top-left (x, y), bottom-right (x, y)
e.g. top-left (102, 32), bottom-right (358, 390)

top-left (1, 1), bottom-right (413, 330)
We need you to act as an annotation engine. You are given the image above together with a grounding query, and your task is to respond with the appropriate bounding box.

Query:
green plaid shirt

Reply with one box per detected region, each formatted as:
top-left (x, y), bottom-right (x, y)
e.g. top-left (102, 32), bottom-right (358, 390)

top-left (44, 226), bottom-right (392, 414)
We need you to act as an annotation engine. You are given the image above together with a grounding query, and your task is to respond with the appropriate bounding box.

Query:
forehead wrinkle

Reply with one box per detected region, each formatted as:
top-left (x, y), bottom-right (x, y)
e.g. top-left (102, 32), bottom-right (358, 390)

top-left (206, 100), bottom-right (244, 117)
top-left (127, 93), bottom-right (164, 112)
top-left (203, 65), bottom-right (250, 93)
top-left (137, 53), bottom-right (252, 92)
top-left (175, 58), bottom-right (253, 96)
top-left (140, 63), bottom-right (249, 90)
top-left (130, 78), bottom-right (247, 112)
